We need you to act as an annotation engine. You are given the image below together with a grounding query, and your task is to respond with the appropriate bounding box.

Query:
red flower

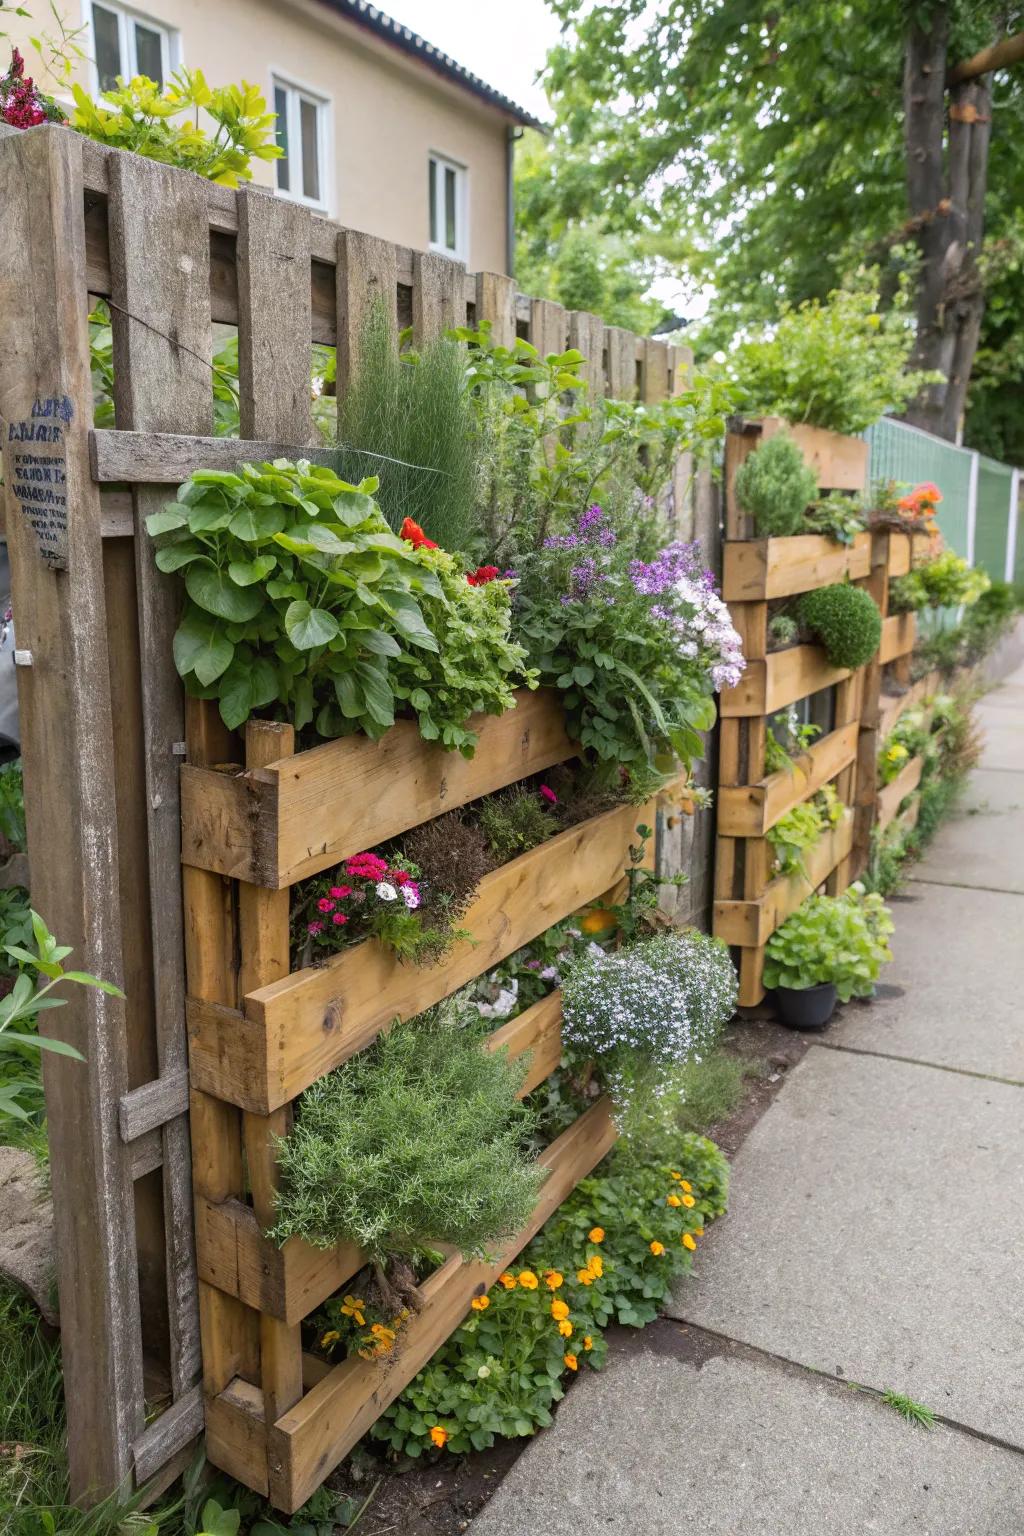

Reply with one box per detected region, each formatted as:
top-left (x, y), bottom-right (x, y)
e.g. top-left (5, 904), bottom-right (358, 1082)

top-left (390, 869), bottom-right (411, 886)
top-left (400, 517), bottom-right (438, 550)
top-left (467, 565), bottom-right (500, 587)
top-left (317, 897), bottom-right (336, 913)
top-left (331, 911), bottom-right (348, 926)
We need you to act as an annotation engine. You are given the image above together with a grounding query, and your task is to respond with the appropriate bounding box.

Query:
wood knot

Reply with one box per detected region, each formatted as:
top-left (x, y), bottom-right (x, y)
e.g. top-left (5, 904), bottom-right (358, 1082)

top-left (322, 1000), bottom-right (342, 1034)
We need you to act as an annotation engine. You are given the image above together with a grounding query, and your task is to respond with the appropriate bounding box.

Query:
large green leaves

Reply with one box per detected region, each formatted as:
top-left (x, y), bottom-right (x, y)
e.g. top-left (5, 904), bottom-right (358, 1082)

top-left (285, 600), bottom-right (340, 650)
top-left (185, 563), bottom-right (264, 622)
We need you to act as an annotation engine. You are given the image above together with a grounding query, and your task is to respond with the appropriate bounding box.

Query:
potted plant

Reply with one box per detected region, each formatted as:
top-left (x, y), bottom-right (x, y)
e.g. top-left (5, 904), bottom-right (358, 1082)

top-left (763, 885), bottom-right (894, 1029)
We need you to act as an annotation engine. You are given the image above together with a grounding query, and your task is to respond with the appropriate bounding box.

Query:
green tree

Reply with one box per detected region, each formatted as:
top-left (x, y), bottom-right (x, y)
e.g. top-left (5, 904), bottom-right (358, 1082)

top-left (538, 1), bottom-right (1024, 441)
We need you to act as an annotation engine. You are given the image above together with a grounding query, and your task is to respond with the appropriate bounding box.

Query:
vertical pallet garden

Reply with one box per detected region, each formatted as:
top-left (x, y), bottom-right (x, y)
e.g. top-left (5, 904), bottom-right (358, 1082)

top-left (713, 420), bottom-right (871, 1006)
top-left (181, 695), bottom-right (677, 1509)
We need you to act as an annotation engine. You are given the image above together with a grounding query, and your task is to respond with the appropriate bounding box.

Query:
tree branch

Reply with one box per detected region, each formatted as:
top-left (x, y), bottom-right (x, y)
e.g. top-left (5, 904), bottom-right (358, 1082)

top-left (948, 31), bottom-right (1024, 84)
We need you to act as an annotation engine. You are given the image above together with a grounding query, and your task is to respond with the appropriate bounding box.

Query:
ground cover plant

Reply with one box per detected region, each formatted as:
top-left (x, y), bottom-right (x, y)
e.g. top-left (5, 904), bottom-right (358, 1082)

top-left (797, 583), bottom-right (882, 670)
top-left (733, 432), bottom-right (818, 537)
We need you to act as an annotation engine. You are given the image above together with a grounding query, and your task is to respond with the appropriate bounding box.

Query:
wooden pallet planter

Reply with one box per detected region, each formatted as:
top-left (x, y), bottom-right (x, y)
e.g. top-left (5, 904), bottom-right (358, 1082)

top-left (886, 531), bottom-right (934, 576)
top-left (877, 669), bottom-right (944, 739)
top-left (722, 531), bottom-right (871, 601)
top-left (714, 811), bottom-right (854, 950)
top-left (719, 645), bottom-right (853, 718)
top-left (879, 613), bottom-right (918, 666)
top-left (716, 720), bottom-right (859, 839)
top-left (184, 702), bottom-right (673, 1508)
top-left (877, 756), bottom-right (925, 831)
top-left (723, 418), bottom-right (869, 540)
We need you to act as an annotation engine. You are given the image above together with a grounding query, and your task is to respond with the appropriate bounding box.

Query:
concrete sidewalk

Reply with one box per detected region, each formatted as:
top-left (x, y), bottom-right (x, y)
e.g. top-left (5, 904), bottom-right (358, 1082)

top-left (473, 663), bottom-right (1024, 1535)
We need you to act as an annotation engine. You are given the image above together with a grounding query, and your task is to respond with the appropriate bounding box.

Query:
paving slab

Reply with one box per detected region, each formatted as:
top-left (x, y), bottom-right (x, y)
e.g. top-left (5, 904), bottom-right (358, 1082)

top-left (665, 1048), bottom-right (1024, 1444)
top-left (471, 1345), bottom-right (1024, 1536)
top-left (975, 716), bottom-right (1024, 772)
top-left (830, 884), bottom-right (1024, 1080)
top-left (910, 770), bottom-right (1024, 894)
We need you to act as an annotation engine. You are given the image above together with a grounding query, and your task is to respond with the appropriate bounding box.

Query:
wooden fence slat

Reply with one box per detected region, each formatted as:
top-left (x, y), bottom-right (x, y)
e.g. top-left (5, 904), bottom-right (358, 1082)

top-left (605, 325), bottom-right (637, 398)
top-left (643, 338), bottom-right (670, 403)
top-left (530, 297), bottom-right (567, 360)
top-left (0, 124), bottom-right (144, 1500)
top-left (335, 228), bottom-right (398, 394)
top-left (91, 429), bottom-right (338, 482)
top-left (237, 190), bottom-right (312, 443)
top-left (108, 149), bottom-right (210, 1411)
top-left (475, 271), bottom-right (517, 346)
top-left (568, 310), bottom-right (605, 396)
top-left (412, 250), bottom-right (466, 341)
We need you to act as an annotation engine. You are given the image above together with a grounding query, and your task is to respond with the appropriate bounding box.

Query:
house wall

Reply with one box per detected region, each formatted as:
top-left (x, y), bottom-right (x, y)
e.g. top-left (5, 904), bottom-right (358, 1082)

top-left (5, 0), bottom-right (511, 272)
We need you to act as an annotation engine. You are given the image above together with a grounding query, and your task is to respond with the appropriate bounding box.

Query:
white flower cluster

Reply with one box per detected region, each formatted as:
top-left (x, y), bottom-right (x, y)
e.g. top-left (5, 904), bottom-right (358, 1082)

top-left (561, 930), bottom-right (738, 1115)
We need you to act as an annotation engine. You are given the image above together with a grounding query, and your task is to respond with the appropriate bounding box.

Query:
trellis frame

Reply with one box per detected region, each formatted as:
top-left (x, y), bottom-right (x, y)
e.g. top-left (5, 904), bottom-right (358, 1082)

top-left (0, 122), bottom-right (703, 1503)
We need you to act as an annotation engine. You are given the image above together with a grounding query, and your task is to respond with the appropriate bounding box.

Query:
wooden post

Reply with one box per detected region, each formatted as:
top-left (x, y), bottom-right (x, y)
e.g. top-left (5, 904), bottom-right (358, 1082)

top-left (0, 124), bottom-right (144, 1500)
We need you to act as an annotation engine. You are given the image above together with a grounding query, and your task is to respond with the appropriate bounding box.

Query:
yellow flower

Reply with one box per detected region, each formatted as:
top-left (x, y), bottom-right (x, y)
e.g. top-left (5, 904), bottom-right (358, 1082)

top-left (577, 1267), bottom-right (595, 1286)
top-left (518, 1270), bottom-right (539, 1290)
top-left (550, 1299), bottom-right (570, 1321)
top-left (682, 1233), bottom-right (697, 1252)
top-left (588, 1227), bottom-right (605, 1244)
top-left (681, 1194), bottom-right (696, 1208)
top-left (558, 1319), bottom-right (573, 1337)
top-left (694, 1227), bottom-right (705, 1236)
top-left (679, 1181), bottom-right (692, 1193)
top-left (430, 1425), bottom-right (448, 1449)
top-left (544, 1270), bottom-right (564, 1290)
top-left (564, 1353), bottom-right (578, 1371)
top-left (650, 1241), bottom-right (665, 1256)
top-left (370, 1323), bottom-right (396, 1341)
top-left (320, 1329), bottom-right (340, 1347)
top-left (340, 1295), bottom-right (366, 1326)
top-left (583, 1335), bottom-right (593, 1351)
top-left (666, 1194), bottom-right (682, 1208)
top-left (587, 1254), bottom-right (604, 1279)
top-left (499, 1272), bottom-right (517, 1290)
top-left (471, 1295), bottom-right (490, 1311)
top-left (670, 1171), bottom-right (682, 1181)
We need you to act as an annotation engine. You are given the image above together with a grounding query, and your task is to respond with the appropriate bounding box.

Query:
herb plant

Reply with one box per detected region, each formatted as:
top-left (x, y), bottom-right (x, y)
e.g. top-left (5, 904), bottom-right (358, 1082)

top-left (147, 459), bottom-right (532, 750)
top-left (797, 583), bottom-right (882, 670)
top-left (804, 491), bottom-right (867, 546)
top-left (477, 784), bottom-right (560, 863)
top-left (270, 1006), bottom-right (543, 1261)
top-left (733, 433), bottom-right (818, 537)
top-left (763, 886), bottom-right (894, 1000)
top-left (766, 783), bottom-right (843, 878)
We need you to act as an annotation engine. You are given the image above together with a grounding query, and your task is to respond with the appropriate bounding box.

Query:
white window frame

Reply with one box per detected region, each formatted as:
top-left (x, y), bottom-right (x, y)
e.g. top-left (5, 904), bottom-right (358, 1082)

top-left (83, 0), bottom-right (180, 92)
top-left (429, 151), bottom-right (469, 263)
top-left (271, 72), bottom-right (333, 217)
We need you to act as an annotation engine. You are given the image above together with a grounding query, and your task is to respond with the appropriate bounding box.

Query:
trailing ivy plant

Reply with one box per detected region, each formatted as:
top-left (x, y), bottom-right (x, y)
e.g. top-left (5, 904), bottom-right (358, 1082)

top-left (147, 459), bottom-right (533, 750)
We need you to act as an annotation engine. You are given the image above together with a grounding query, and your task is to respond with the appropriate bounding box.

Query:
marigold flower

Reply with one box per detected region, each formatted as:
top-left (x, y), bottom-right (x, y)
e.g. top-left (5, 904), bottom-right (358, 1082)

top-left (543, 1269), bottom-right (564, 1290)
top-left (499, 1272), bottom-right (517, 1290)
top-left (471, 1295), bottom-right (490, 1311)
top-left (588, 1227), bottom-right (605, 1244)
top-left (670, 1171), bottom-right (682, 1181)
top-left (667, 1194), bottom-right (682, 1208)
top-left (320, 1329), bottom-right (340, 1347)
top-left (650, 1241), bottom-right (665, 1256)
top-left (679, 1181), bottom-right (692, 1193)
top-left (563, 1353), bottom-right (578, 1371)
top-left (430, 1425), bottom-right (448, 1448)
top-left (694, 1227), bottom-right (704, 1237)
top-left (576, 1268), bottom-right (595, 1286)
top-left (682, 1233), bottom-right (697, 1252)
top-left (400, 516), bottom-right (439, 550)
top-left (681, 1194), bottom-right (696, 1208)
top-left (583, 1335), bottom-right (593, 1351)
top-left (587, 1254), bottom-right (603, 1278)
top-left (518, 1270), bottom-right (539, 1290)
top-left (550, 1299), bottom-right (570, 1321)
top-left (558, 1319), bottom-right (573, 1337)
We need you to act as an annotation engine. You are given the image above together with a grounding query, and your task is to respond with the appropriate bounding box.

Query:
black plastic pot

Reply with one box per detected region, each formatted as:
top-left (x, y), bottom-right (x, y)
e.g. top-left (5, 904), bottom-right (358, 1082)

top-left (774, 981), bottom-right (837, 1030)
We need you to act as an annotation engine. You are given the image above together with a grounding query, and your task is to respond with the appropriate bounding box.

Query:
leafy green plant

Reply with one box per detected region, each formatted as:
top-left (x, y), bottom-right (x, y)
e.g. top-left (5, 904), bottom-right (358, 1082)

top-left (881, 1390), bottom-right (935, 1429)
top-left (147, 459), bottom-right (532, 750)
top-left (890, 551), bottom-right (990, 613)
top-left (0, 759), bottom-right (25, 855)
top-left (337, 302), bottom-right (478, 552)
top-left (733, 433), bottom-right (818, 537)
top-left (767, 612), bottom-right (799, 652)
top-left (797, 583), bottom-right (882, 670)
top-left (766, 784), bottom-right (842, 878)
top-left (70, 71), bottom-right (281, 186)
top-left (804, 491), bottom-right (867, 546)
top-left (270, 1005), bottom-right (543, 1261)
top-left (764, 885), bottom-right (894, 1000)
top-left (729, 274), bottom-right (941, 434)
top-left (763, 708), bottom-right (820, 777)
top-left (477, 785), bottom-right (560, 863)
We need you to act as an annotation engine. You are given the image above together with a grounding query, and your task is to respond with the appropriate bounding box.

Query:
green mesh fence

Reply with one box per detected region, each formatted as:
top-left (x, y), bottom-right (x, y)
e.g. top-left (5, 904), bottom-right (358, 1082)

top-left (974, 455), bottom-right (1014, 581)
top-left (863, 418), bottom-right (974, 558)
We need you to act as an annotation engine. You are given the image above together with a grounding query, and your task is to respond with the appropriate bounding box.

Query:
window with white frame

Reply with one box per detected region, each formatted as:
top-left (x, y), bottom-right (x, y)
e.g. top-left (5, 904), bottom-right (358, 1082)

top-left (429, 153), bottom-right (467, 261)
top-left (273, 77), bottom-right (330, 212)
top-left (87, 1), bottom-right (177, 92)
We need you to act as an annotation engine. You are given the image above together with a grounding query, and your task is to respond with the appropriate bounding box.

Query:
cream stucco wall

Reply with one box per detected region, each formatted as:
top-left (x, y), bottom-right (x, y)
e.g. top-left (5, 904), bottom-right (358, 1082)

top-left (5, 0), bottom-right (512, 272)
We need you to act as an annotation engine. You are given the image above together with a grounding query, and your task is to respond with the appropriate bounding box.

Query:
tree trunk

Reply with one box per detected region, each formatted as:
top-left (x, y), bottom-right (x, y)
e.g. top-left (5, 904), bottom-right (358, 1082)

top-left (903, 6), bottom-right (994, 440)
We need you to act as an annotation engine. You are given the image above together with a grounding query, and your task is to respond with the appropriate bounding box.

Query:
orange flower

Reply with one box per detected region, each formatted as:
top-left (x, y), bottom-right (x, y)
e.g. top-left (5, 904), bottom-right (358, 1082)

top-left (518, 1270), bottom-right (539, 1290)
top-left (681, 1233), bottom-right (697, 1252)
top-left (471, 1295), bottom-right (490, 1311)
top-left (587, 1254), bottom-right (604, 1279)
top-left (577, 1267), bottom-right (595, 1286)
top-left (544, 1270), bottom-right (564, 1290)
top-left (400, 516), bottom-right (438, 550)
top-left (430, 1425), bottom-right (448, 1449)
top-left (681, 1194), bottom-right (696, 1208)
top-left (564, 1353), bottom-right (578, 1371)
top-left (558, 1319), bottom-right (573, 1337)
top-left (551, 1299), bottom-right (570, 1321)
top-left (583, 1335), bottom-right (593, 1351)
top-left (588, 1227), bottom-right (605, 1244)
top-left (666, 1194), bottom-right (682, 1208)
top-left (499, 1272), bottom-right (517, 1290)
top-left (679, 1181), bottom-right (692, 1193)
top-left (650, 1241), bottom-right (665, 1256)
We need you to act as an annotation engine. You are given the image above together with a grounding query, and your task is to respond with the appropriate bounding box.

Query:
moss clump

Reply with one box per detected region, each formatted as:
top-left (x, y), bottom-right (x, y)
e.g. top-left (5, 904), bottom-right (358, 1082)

top-left (797, 583), bottom-right (882, 669)
top-left (733, 432), bottom-right (818, 537)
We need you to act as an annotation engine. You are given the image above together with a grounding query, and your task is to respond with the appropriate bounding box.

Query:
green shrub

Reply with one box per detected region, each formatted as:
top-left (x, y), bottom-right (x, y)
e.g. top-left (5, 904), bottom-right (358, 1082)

top-left (733, 433), bottom-right (818, 537)
top-left (270, 1007), bottom-right (543, 1260)
top-left (764, 886), bottom-right (893, 1000)
top-left (890, 552), bottom-right (990, 613)
top-left (797, 583), bottom-right (882, 669)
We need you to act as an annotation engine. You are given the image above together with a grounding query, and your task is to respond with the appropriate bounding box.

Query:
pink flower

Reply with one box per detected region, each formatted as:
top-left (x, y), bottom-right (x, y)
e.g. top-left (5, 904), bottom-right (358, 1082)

top-left (329, 885), bottom-right (352, 899)
top-left (307, 921), bottom-right (324, 936)
top-left (539, 785), bottom-right (558, 805)
top-left (317, 897), bottom-right (336, 913)
top-left (345, 851), bottom-right (389, 881)
top-left (331, 911), bottom-right (348, 926)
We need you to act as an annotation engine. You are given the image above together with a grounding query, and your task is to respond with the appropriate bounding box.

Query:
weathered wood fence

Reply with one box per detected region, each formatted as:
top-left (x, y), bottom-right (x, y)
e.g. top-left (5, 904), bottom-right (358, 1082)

top-left (0, 123), bottom-right (714, 1502)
